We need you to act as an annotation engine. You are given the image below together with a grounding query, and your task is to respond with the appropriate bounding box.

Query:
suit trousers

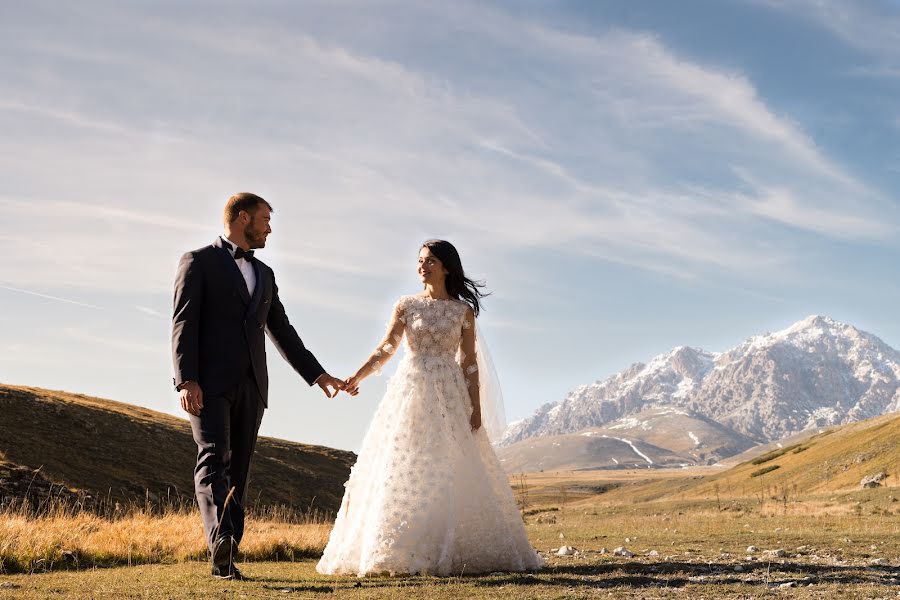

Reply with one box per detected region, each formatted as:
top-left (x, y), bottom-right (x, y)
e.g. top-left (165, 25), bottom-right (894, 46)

top-left (189, 370), bottom-right (265, 552)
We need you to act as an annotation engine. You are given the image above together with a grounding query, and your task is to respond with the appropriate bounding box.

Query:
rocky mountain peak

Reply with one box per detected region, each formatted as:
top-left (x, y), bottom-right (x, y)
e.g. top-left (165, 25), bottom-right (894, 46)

top-left (503, 316), bottom-right (900, 448)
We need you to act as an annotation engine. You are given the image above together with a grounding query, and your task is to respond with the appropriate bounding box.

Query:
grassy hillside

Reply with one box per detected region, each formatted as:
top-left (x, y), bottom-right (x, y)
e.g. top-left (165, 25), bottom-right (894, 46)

top-left (498, 431), bottom-right (686, 472)
top-left (498, 408), bottom-right (757, 472)
top-left (595, 411), bottom-right (900, 504)
top-left (0, 384), bottom-right (355, 515)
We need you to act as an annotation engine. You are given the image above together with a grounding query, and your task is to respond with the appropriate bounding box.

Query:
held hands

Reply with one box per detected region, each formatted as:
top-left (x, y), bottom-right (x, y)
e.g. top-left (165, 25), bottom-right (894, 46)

top-left (470, 408), bottom-right (482, 432)
top-left (343, 375), bottom-right (361, 396)
top-left (317, 373), bottom-right (348, 399)
top-left (179, 381), bottom-right (204, 416)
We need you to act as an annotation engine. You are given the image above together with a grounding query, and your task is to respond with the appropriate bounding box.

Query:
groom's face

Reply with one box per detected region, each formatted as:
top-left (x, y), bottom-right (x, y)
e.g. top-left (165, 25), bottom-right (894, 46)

top-left (244, 205), bottom-right (272, 249)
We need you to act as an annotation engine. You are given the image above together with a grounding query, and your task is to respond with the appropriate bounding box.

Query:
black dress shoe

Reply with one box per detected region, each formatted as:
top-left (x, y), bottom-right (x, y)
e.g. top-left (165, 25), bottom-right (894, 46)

top-left (211, 535), bottom-right (236, 569)
top-left (212, 563), bottom-right (246, 580)
top-left (211, 536), bottom-right (244, 579)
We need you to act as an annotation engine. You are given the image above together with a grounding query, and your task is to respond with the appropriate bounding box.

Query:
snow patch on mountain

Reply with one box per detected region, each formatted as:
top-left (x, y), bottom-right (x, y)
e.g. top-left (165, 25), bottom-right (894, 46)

top-left (502, 316), bottom-right (900, 448)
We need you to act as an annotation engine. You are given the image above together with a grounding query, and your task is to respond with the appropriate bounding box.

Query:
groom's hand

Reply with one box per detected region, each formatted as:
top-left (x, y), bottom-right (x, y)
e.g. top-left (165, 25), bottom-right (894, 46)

top-left (316, 373), bottom-right (346, 399)
top-left (179, 381), bottom-right (204, 416)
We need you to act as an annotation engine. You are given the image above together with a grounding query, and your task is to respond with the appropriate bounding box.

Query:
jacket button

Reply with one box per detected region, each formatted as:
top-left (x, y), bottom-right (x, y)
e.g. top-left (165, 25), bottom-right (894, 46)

top-left (258, 324), bottom-right (263, 330)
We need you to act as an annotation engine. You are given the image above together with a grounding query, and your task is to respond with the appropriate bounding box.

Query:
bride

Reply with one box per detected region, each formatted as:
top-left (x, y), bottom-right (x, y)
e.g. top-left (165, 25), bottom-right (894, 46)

top-left (316, 239), bottom-right (544, 576)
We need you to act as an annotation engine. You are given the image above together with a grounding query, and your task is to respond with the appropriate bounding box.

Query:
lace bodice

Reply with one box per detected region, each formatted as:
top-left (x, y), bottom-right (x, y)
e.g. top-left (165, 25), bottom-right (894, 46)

top-left (395, 295), bottom-right (471, 359)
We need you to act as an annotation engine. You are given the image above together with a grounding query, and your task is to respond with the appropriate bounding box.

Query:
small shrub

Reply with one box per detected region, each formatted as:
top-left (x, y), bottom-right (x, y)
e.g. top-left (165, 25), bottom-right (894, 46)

top-left (750, 465), bottom-right (781, 478)
top-left (751, 444), bottom-right (803, 465)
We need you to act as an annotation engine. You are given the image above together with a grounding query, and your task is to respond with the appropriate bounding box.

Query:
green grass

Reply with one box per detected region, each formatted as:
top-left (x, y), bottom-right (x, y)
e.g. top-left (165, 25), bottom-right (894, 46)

top-left (2, 559), bottom-right (897, 600)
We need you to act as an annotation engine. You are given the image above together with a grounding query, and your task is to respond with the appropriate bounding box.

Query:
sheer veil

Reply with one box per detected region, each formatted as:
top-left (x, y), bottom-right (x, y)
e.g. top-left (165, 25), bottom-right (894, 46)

top-left (474, 323), bottom-right (507, 444)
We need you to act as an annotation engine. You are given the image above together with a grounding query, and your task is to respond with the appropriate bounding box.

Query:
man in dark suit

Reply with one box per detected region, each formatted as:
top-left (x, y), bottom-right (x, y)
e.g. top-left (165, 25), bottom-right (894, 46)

top-left (172, 192), bottom-right (346, 580)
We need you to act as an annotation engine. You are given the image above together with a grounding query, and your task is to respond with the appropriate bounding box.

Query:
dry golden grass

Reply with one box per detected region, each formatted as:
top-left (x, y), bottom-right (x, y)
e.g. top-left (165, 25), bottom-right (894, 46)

top-left (0, 498), bottom-right (330, 574)
top-left (0, 384), bottom-right (355, 515)
top-left (6, 488), bottom-right (900, 598)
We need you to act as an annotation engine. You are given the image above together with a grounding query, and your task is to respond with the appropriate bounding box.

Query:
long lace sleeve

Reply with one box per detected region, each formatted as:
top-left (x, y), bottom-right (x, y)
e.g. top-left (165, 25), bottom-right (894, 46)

top-left (353, 298), bottom-right (407, 381)
top-left (459, 308), bottom-right (480, 413)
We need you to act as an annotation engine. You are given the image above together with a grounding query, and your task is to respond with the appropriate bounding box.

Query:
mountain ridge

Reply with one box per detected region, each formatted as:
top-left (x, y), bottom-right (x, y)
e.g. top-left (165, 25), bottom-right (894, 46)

top-left (502, 316), bottom-right (900, 463)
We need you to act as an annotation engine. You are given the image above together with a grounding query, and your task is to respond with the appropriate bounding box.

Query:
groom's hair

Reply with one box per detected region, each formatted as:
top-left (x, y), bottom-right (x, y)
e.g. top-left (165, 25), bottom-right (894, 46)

top-left (224, 193), bottom-right (273, 224)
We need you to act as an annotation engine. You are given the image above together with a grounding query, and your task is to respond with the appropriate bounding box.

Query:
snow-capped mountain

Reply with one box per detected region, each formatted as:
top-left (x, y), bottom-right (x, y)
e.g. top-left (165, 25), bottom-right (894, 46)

top-left (502, 316), bottom-right (900, 450)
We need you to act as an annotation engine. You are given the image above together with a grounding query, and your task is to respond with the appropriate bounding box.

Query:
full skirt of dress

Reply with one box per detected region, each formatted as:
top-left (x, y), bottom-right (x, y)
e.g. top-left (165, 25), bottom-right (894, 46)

top-left (316, 354), bottom-right (544, 576)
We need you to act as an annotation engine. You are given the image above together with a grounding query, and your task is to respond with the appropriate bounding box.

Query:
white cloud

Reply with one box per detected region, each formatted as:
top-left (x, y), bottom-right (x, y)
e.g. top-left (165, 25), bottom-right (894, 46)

top-left (3, 1), bottom-right (899, 449)
top-left (2, 0), bottom-right (896, 301)
top-left (0, 283), bottom-right (103, 309)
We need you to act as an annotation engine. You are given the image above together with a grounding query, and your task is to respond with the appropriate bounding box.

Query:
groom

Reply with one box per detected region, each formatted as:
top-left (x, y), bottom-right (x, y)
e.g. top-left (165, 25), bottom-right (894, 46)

top-left (172, 193), bottom-right (346, 580)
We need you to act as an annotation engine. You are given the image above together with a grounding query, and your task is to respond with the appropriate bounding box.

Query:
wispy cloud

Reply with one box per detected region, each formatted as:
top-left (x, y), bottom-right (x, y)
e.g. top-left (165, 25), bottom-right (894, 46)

top-left (0, 283), bottom-right (102, 309)
top-left (2, 0), bottom-right (896, 302)
top-left (3, 0), bottom-right (899, 449)
top-left (134, 305), bottom-right (163, 318)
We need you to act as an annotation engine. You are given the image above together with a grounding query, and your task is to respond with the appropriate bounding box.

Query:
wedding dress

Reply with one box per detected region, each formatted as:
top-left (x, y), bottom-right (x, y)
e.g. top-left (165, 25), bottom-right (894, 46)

top-left (316, 295), bottom-right (544, 576)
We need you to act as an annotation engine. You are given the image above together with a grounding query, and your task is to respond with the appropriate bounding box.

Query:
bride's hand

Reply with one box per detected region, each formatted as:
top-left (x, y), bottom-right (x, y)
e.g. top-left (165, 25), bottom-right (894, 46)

top-left (470, 409), bottom-right (482, 432)
top-left (345, 375), bottom-right (361, 396)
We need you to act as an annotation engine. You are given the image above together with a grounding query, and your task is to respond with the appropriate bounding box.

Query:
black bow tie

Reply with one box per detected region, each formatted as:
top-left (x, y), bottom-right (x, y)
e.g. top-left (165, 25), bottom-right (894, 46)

top-left (234, 247), bottom-right (254, 261)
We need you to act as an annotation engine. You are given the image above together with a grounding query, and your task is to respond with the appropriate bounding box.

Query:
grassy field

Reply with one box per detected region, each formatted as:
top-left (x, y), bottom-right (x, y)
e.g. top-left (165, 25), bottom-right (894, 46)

top-left (7, 397), bottom-right (900, 597)
top-left (6, 476), bottom-right (900, 598)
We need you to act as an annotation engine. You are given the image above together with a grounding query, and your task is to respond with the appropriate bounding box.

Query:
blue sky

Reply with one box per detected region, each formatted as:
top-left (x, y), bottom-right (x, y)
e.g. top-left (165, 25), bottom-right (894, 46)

top-left (2, 0), bottom-right (898, 451)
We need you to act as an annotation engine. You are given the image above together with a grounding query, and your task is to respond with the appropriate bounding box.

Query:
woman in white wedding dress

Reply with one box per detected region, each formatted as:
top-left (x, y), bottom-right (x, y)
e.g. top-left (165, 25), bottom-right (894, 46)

top-left (316, 240), bottom-right (544, 577)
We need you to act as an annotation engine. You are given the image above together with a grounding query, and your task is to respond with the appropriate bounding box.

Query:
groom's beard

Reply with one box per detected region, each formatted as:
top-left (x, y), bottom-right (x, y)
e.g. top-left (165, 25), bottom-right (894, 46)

top-left (245, 221), bottom-right (267, 249)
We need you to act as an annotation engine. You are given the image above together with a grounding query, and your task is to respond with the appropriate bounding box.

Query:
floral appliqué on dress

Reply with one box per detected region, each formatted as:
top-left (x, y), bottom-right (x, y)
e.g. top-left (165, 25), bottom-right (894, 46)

top-left (316, 295), bottom-right (544, 576)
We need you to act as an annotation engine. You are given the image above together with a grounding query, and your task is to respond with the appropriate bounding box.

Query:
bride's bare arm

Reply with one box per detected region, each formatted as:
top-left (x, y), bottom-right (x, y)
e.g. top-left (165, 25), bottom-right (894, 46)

top-left (345, 302), bottom-right (406, 393)
top-left (460, 307), bottom-right (481, 431)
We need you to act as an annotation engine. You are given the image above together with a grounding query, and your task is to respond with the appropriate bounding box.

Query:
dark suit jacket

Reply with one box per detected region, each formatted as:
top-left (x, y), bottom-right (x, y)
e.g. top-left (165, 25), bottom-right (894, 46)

top-left (171, 237), bottom-right (325, 406)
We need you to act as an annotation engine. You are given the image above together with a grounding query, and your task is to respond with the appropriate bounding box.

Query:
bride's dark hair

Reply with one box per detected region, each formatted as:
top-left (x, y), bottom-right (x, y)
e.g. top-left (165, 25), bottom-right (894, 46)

top-left (422, 239), bottom-right (490, 316)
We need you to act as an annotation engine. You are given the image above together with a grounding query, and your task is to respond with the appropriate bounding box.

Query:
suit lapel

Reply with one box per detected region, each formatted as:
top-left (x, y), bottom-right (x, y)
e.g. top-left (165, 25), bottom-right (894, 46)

top-left (247, 259), bottom-right (264, 315)
top-left (213, 238), bottom-right (251, 305)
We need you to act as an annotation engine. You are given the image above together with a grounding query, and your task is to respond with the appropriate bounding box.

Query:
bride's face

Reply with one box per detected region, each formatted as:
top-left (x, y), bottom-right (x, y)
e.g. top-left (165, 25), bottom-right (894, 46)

top-left (418, 247), bottom-right (448, 287)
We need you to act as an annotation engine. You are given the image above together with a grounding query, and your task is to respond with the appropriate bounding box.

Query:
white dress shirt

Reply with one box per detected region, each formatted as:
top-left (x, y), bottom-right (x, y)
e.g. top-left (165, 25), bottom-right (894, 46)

top-left (222, 236), bottom-right (256, 297)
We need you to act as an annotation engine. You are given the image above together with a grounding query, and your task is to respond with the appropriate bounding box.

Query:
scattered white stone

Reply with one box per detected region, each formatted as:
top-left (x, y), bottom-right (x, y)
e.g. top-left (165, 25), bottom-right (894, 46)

top-left (779, 582), bottom-right (796, 589)
top-left (624, 537), bottom-right (632, 543)
top-left (796, 545), bottom-right (809, 552)
top-left (861, 472), bottom-right (886, 488)
top-left (871, 558), bottom-right (889, 566)
top-left (765, 549), bottom-right (787, 557)
top-left (747, 546), bottom-right (758, 553)
top-left (599, 547), bottom-right (609, 554)
top-left (556, 546), bottom-right (577, 556)
top-left (648, 550), bottom-right (659, 556)
top-left (613, 547), bottom-right (635, 558)
top-left (559, 532), bottom-right (565, 540)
